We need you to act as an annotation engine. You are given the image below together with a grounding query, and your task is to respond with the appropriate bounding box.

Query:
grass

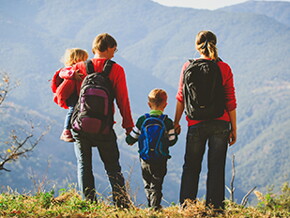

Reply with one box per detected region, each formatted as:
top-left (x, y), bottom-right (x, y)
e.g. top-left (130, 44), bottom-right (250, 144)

top-left (0, 183), bottom-right (289, 217)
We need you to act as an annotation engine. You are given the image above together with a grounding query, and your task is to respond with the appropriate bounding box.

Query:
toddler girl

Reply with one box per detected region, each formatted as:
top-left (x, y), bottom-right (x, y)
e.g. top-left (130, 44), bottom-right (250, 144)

top-left (54, 48), bottom-right (88, 142)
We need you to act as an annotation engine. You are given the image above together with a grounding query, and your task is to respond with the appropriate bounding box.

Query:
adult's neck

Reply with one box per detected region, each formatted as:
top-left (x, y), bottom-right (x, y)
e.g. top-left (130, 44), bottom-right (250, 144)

top-left (94, 54), bottom-right (109, 59)
top-left (94, 50), bottom-right (112, 59)
top-left (200, 54), bottom-right (210, 59)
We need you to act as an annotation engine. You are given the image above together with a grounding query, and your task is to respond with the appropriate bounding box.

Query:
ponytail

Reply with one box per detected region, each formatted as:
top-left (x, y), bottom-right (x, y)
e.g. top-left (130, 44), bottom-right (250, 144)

top-left (207, 41), bottom-right (218, 60)
top-left (196, 31), bottom-right (218, 60)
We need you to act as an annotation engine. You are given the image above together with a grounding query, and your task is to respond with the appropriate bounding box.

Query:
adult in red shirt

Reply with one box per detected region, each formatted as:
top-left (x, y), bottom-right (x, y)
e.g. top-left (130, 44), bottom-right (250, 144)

top-left (174, 30), bottom-right (237, 211)
top-left (72, 33), bottom-right (134, 208)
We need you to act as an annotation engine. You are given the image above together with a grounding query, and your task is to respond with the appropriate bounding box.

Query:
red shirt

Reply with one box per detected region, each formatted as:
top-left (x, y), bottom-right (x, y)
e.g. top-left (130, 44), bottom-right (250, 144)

top-left (73, 58), bottom-right (134, 130)
top-left (176, 59), bottom-right (237, 126)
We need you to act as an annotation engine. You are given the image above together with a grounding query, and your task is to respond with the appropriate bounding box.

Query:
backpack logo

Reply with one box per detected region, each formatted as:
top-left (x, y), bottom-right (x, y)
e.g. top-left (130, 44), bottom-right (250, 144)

top-left (71, 59), bottom-right (115, 134)
top-left (183, 59), bottom-right (225, 120)
top-left (138, 114), bottom-right (170, 161)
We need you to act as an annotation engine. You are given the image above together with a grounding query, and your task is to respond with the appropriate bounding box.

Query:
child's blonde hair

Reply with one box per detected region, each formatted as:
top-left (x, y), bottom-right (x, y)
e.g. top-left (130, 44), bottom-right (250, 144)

top-left (61, 48), bottom-right (88, 66)
top-left (148, 88), bottom-right (167, 107)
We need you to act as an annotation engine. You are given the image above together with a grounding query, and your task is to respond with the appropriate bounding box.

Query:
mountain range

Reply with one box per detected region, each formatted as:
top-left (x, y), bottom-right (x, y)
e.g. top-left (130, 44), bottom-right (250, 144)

top-left (0, 0), bottom-right (289, 206)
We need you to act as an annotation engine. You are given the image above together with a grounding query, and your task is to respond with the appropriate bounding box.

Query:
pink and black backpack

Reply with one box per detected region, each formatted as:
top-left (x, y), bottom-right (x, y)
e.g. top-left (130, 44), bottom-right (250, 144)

top-left (71, 59), bottom-right (115, 134)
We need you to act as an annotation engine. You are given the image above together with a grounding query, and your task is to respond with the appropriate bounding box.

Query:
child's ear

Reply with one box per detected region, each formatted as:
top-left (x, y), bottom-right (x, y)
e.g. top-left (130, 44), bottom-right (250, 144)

top-left (148, 102), bottom-right (152, 109)
top-left (163, 102), bottom-right (168, 109)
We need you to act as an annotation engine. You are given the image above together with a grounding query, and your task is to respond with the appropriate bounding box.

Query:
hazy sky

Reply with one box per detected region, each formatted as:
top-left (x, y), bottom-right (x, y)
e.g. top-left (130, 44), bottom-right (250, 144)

top-left (151, 0), bottom-right (290, 10)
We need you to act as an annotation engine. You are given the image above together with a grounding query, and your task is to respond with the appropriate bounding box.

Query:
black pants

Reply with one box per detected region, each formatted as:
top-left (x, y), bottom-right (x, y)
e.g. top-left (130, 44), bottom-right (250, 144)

top-left (140, 158), bottom-right (167, 209)
top-left (179, 120), bottom-right (230, 209)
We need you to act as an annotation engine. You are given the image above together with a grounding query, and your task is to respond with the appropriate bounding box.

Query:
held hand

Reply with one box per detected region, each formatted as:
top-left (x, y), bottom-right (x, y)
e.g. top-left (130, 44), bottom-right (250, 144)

top-left (174, 123), bottom-right (181, 135)
top-left (228, 129), bottom-right (237, 146)
top-left (125, 127), bottom-right (133, 136)
top-left (74, 70), bottom-right (83, 81)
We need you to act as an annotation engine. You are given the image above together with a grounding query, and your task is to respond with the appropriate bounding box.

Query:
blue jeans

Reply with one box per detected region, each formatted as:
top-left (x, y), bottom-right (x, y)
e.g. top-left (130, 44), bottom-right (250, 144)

top-left (63, 94), bottom-right (78, 129)
top-left (72, 129), bottom-right (130, 207)
top-left (179, 120), bottom-right (230, 209)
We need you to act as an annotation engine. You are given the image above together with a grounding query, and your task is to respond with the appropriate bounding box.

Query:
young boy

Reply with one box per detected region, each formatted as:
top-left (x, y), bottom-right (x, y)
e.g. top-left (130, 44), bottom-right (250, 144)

top-left (126, 88), bottom-right (178, 210)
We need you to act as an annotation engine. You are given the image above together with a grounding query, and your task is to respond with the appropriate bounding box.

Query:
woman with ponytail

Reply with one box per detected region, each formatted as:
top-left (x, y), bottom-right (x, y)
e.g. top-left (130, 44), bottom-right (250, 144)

top-left (174, 30), bottom-right (237, 211)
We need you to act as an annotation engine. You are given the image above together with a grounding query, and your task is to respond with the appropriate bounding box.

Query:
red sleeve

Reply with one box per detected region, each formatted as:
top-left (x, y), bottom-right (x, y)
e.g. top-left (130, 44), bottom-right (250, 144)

top-left (109, 64), bottom-right (134, 130)
top-left (218, 61), bottom-right (237, 111)
top-left (176, 61), bottom-right (190, 102)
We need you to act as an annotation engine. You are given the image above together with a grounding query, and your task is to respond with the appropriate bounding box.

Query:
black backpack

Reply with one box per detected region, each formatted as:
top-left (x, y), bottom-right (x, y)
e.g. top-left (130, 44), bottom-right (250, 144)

top-left (71, 59), bottom-right (115, 134)
top-left (183, 58), bottom-right (225, 120)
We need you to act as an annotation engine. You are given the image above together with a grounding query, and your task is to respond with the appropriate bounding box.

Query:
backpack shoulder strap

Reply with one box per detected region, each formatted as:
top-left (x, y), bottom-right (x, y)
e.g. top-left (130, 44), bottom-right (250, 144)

top-left (189, 58), bottom-right (222, 64)
top-left (85, 60), bottom-right (95, 74)
top-left (217, 57), bottom-right (223, 62)
top-left (102, 59), bottom-right (115, 77)
top-left (187, 59), bottom-right (196, 66)
top-left (159, 114), bottom-right (167, 121)
top-left (184, 59), bottom-right (198, 71)
top-left (144, 113), bottom-right (150, 119)
top-left (140, 113), bottom-right (151, 129)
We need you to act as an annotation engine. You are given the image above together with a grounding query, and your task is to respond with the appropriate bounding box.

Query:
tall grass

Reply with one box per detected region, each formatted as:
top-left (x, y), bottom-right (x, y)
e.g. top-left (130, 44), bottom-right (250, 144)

top-left (0, 183), bottom-right (289, 217)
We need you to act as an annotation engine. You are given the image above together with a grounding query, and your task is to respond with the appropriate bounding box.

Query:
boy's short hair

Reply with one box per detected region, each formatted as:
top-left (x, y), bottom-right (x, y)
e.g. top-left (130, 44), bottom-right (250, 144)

top-left (148, 89), bottom-right (167, 107)
top-left (92, 33), bottom-right (117, 54)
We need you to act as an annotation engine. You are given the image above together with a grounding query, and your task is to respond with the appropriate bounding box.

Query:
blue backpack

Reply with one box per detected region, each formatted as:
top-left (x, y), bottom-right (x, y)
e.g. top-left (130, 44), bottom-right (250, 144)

top-left (138, 113), bottom-right (171, 161)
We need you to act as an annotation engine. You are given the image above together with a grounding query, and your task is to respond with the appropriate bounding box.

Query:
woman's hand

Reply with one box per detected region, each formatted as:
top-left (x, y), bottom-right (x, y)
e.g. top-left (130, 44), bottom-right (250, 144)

top-left (174, 100), bottom-right (184, 135)
top-left (228, 109), bottom-right (237, 146)
top-left (228, 128), bottom-right (237, 146)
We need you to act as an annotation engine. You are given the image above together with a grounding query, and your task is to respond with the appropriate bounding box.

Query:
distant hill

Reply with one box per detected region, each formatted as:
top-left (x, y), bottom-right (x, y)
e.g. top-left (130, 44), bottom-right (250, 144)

top-left (0, 0), bottom-right (290, 206)
top-left (220, 0), bottom-right (290, 27)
